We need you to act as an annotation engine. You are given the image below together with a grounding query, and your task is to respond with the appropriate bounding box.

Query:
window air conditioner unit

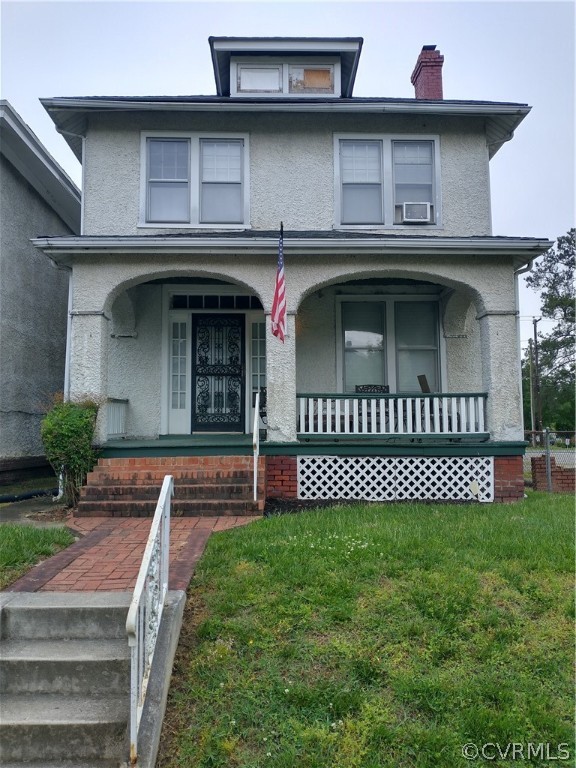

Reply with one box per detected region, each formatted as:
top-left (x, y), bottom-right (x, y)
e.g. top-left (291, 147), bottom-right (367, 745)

top-left (402, 202), bottom-right (431, 223)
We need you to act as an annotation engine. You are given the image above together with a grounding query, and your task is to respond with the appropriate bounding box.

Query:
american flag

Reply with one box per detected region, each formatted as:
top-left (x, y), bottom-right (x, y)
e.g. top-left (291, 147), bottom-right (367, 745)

top-left (271, 223), bottom-right (286, 342)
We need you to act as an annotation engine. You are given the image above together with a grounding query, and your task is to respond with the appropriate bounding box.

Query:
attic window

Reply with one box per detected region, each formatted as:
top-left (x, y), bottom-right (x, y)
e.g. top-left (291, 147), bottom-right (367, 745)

top-left (237, 65), bottom-right (282, 93)
top-left (289, 65), bottom-right (333, 93)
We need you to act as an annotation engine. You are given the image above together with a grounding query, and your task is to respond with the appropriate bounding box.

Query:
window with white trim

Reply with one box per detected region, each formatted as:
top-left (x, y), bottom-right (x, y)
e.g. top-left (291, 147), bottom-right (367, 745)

top-left (393, 140), bottom-right (435, 224)
top-left (340, 298), bottom-right (440, 392)
top-left (340, 141), bottom-right (383, 225)
top-left (147, 139), bottom-right (190, 223)
top-left (335, 135), bottom-right (439, 227)
top-left (142, 134), bottom-right (248, 226)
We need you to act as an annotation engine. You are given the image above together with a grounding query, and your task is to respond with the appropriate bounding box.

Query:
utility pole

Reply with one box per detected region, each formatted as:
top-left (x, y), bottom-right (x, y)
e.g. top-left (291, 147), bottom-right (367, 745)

top-left (533, 318), bottom-right (543, 432)
top-left (528, 338), bottom-right (536, 444)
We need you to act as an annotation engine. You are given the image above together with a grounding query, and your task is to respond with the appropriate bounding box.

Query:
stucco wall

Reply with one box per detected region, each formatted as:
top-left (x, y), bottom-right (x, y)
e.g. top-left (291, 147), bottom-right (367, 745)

top-left (0, 156), bottom-right (72, 458)
top-left (82, 112), bottom-right (492, 237)
top-left (108, 285), bottom-right (162, 437)
top-left (67, 251), bottom-right (521, 441)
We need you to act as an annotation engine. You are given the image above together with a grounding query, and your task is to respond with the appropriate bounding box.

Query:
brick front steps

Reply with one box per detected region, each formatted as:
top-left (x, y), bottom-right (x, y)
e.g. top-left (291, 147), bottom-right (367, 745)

top-left (77, 456), bottom-right (266, 517)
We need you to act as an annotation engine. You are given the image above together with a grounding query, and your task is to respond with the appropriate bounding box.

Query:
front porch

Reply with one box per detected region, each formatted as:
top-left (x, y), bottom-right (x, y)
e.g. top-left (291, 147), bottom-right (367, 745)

top-left (95, 417), bottom-right (525, 508)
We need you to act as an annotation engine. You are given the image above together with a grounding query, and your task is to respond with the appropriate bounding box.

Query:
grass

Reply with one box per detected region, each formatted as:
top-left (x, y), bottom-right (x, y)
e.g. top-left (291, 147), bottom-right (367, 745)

top-left (0, 524), bottom-right (75, 589)
top-left (157, 492), bottom-right (574, 768)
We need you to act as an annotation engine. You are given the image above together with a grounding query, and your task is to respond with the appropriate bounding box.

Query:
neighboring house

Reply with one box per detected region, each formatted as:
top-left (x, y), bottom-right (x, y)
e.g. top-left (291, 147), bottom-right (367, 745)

top-left (0, 101), bottom-right (81, 482)
top-left (34, 38), bottom-right (551, 507)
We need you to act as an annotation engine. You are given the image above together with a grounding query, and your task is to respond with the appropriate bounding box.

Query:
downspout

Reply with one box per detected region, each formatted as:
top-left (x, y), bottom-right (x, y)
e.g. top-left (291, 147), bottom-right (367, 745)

top-left (514, 258), bottom-right (537, 433)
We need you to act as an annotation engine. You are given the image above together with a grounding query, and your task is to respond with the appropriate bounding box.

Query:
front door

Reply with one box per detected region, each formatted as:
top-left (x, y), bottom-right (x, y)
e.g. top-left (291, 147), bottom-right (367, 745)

top-left (192, 314), bottom-right (245, 431)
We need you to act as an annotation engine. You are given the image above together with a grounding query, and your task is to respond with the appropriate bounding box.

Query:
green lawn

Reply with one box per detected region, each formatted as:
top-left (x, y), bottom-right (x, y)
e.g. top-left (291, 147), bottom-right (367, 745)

top-left (158, 492), bottom-right (574, 768)
top-left (0, 524), bottom-right (75, 589)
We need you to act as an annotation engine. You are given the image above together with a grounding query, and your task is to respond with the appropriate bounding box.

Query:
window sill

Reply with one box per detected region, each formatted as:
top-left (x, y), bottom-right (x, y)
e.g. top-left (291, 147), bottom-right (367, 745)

top-left (137, 223), bottom-right (251, 230)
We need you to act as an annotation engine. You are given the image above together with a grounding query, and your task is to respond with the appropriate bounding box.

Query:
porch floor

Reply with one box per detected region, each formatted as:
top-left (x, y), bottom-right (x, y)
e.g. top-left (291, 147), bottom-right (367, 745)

top-left (101, 434), bottom-right (521, 459)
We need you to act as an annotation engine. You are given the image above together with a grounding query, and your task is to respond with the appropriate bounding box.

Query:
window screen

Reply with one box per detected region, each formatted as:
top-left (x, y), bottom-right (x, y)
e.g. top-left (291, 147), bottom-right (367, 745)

top-left (340, 141), bottom-right (383, 224)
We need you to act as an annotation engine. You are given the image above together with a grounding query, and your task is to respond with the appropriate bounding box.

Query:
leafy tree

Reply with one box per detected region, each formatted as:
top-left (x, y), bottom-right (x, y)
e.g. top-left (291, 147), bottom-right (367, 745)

top-left (524, 229), bottom-right (575, 431)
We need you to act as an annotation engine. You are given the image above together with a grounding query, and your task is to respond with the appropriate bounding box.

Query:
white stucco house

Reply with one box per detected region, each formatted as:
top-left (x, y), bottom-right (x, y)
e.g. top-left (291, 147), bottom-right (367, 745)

top-left (0, 101), bottom-right (80, 482)
top-left (34, 37), bottom-right (551, 511)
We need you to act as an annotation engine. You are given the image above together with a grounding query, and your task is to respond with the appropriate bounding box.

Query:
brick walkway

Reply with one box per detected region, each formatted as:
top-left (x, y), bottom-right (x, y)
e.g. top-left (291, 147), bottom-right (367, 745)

top-left (7, 514), bottom-right (259, 593)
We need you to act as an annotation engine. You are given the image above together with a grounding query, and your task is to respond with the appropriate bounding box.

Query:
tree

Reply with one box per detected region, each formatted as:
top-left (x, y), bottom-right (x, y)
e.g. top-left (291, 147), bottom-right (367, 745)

top-left (524, 229), bottom-right (575, 431)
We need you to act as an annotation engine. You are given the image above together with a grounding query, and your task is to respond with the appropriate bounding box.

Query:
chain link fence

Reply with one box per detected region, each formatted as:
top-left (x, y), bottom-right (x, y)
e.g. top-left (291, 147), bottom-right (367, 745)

top-left (524, 430), bottom-right (575, 492)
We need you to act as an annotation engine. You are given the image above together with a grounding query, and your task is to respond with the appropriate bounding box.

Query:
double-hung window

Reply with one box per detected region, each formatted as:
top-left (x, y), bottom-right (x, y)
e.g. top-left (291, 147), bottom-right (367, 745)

top-left (393, 140), bottom-right (435, 224)
top-left (147, 139), bottom-right (190, 223)
top-left (340, 140), bottom-right (383, 224)
top-left (200, 140), bottom-right (243, 223)
top-left (340, 298), bottom-right (441, 393)
top-left (143, 134), bottom-right (248, 226)
top-left (335, 135), bottom-right (439, 227)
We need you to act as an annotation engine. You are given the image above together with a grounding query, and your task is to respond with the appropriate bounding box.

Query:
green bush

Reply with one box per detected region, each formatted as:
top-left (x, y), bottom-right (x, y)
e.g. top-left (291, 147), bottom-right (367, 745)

top-left (41, 396), bottom-right (100, 507)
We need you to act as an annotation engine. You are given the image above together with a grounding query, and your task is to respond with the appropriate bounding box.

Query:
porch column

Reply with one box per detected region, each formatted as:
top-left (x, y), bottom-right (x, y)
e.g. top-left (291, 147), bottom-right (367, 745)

top-left (478, 311), bottom-right (523, 441)
top-left (69, 311), bottom-right (110, 443)
top-left (265, 312), bottom-right (297, 442)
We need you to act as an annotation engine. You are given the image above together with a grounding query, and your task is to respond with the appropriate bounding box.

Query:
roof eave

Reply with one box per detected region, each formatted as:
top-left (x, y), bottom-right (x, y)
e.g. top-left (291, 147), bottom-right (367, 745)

top-left (0, 100), bottom-right (81, 232)
top-left (33, 234), bottom-right (553, 270)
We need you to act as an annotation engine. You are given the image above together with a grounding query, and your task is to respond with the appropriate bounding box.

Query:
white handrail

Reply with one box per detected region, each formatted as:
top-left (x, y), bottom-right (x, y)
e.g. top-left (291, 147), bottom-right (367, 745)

top-left (252, 391), bottom-right (260, 502)
top-left (126, 474), bottom-right (173, 766)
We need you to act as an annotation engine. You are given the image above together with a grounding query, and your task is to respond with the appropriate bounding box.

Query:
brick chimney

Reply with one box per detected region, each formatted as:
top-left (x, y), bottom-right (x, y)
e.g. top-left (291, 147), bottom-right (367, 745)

top-left (411, 45), bottom-right (444, 99)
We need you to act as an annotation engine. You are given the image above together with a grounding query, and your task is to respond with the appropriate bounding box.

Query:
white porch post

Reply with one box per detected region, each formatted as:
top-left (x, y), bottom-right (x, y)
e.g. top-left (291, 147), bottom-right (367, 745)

top-left (478, 311), bottom-right (523, 442)
top-left (265, 311), bottom-right (297, 442)
top-left (69, 310), bottom-right (110, 443)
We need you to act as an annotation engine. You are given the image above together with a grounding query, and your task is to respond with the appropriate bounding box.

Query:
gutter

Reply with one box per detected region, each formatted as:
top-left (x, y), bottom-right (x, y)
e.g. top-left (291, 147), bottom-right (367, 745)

top-left (32, 235), bottom-right (553, 260)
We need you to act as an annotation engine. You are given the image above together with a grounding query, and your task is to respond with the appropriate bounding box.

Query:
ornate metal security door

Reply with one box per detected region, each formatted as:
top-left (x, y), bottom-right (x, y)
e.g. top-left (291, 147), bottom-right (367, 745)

top-left (192, 315), bottom-right (245, 431)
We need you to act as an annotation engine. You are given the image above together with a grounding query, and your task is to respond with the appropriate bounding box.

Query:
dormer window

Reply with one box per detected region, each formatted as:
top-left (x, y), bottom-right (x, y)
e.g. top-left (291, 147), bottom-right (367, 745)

top-left (230, 57), bottom-right (340, 98)
top-left (289, 65), bottom-right (334, 94)
top-left (237, 65), bottom-right (282, 94)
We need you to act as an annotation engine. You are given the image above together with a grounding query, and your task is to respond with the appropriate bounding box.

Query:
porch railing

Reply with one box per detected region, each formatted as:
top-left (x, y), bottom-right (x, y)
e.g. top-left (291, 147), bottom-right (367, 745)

top-left (107, 398), bottom-right (128, 438)
top-left (297, 393), bottom-right (488, 437)
top-left (126, 474), bottom-right (173, 766)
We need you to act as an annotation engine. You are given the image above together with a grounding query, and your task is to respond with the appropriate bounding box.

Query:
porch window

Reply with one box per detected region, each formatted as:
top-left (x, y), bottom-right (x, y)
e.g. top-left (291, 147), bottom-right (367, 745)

top-left (395, 301), bottom-right (439, 392)
top-left (171, 321), bottom-right (188, 409)
top-left (200, 140), bottom-right (244, 223)
top-left (147, 139), bottom-right (190, 223)
top-left (251, 321), bottom-right (266, 393)
top-left (342, 302), bottom-right (386, 392)
top-left (340, 140), bottom-right (383, 224)
top-left (340, 298), bottom-right (440, 392)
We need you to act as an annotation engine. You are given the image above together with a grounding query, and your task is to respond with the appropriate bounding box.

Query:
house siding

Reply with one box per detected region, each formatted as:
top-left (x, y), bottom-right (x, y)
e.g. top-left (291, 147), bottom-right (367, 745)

top-left (82, 113), bottom-right (491, 237)
top-left (0, 156), bottom-right (72, 459)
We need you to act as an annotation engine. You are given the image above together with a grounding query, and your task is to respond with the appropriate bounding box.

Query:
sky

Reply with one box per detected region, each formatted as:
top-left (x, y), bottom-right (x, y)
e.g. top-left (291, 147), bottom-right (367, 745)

top-left (1, 0), bottom-right (574, 348)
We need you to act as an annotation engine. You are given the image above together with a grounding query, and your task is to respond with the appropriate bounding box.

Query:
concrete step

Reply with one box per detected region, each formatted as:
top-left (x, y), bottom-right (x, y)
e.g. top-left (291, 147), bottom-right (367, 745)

top-left (0, 638), bottom-right (130, 694)
top-left (76, 498), bottom-right (262, 517)
top-left (0, 593), bottom-right (132, 641)
top-left (0, 693), bottom-right (128, 762)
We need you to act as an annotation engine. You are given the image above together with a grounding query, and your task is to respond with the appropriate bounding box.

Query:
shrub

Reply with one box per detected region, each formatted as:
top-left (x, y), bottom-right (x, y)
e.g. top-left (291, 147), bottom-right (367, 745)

top-left (41, 396), bottom-right (100, 507)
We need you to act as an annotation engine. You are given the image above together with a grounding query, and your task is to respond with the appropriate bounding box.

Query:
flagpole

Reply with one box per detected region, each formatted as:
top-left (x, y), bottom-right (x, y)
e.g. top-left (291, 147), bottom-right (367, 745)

top-left (271, 222), bottom-right (286, 342)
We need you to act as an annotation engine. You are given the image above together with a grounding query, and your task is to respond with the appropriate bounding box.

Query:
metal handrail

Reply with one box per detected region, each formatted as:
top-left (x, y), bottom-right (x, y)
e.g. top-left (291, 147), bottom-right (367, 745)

top-left (252, 391), bottom-right (260, 502)
top-left (126, 474), bottom-right (173, 766)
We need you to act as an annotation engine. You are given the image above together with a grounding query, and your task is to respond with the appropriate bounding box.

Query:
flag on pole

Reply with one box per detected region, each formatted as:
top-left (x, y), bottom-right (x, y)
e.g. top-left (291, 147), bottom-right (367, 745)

top-left (271, 222), bottom-right (286, 342)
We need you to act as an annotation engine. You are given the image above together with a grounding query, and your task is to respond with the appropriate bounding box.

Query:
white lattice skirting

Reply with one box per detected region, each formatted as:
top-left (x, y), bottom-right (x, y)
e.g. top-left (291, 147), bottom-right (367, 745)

top-left (297, 456), bottom-right (494, 502)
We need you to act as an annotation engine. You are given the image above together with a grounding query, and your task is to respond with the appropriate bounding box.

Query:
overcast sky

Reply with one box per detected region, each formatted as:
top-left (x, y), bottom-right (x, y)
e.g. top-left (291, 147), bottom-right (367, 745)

top-left (1, 0), bottom-right (574, 347)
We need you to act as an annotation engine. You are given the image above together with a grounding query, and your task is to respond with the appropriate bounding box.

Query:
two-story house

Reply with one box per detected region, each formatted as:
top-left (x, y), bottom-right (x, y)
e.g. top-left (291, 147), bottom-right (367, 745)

top-left (0, 100), bottom-right (80, 483)
top-left (34, 37), bottom-right (551, 512)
